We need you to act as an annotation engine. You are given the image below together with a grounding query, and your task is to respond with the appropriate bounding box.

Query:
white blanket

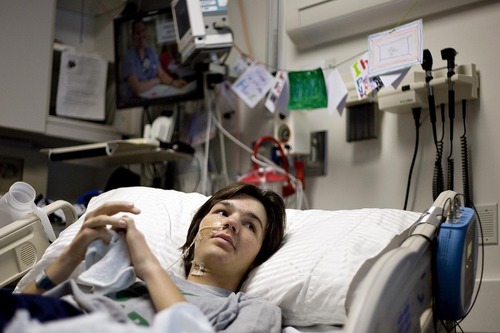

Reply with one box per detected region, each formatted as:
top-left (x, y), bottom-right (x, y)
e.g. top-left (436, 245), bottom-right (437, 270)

top-left (76, 230), bottom-right (136, 295)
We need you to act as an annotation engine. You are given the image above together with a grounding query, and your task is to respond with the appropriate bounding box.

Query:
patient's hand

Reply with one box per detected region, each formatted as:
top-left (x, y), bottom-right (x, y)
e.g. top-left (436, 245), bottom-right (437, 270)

top-left (121, 216), bottom-right (187, 311)
top-left (120, 216), bottom-right (163, 281)
top-left (69, 201), bottom-right (141, 262)
top-left (22, 201), bottom-right (140, 294)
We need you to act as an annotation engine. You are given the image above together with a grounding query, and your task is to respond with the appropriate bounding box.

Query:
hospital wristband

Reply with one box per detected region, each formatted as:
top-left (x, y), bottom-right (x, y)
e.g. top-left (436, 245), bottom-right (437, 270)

top-left (35, 270), bottom-right (57, 290)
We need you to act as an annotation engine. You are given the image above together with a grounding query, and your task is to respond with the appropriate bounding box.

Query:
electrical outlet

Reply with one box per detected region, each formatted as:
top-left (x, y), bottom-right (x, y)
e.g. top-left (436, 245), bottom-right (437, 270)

top-left (305, 131), bottom-right (327, 177)
top-left (476, 203), bottom-right (498, 245)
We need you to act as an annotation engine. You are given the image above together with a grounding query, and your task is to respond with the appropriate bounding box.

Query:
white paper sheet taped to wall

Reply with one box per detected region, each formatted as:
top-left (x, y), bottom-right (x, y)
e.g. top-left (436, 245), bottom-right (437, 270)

top-left (56, 49), bottom-right (107, 121)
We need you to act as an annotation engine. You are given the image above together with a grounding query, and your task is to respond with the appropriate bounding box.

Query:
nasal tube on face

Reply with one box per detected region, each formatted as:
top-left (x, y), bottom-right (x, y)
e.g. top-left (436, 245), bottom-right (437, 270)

top-left (194, 219), bottom-right (226, 244)
top-left (189, 219), bottom-right (228, 276)
top-left (168, 221), bottom-right (227, 274)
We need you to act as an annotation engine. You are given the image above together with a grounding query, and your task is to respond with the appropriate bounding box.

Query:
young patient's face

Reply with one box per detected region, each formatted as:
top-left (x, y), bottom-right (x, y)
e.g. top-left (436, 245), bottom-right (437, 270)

top-left (194, 195), bottom-right (268, 276)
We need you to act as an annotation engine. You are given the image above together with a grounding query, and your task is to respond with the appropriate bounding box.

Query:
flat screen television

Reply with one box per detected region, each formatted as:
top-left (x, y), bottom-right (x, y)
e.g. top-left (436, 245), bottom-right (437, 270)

top-left (113, 8), bottom-right (204, 109)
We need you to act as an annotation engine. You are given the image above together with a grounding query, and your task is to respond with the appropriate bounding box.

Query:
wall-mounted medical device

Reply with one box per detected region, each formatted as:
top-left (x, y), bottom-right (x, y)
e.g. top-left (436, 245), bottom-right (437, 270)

top-left (435, 205), bottom-right (478, 320)
top-left (144, 116), bottom-right (175, 143)
top-left (274, 111), bottom-right (311, 156)
top-left (171, 0), bottom-right (233, 65)
top-left (377, 63), bottom-right (479, 113)
top-left (239, 136), bottom-right (296, 198)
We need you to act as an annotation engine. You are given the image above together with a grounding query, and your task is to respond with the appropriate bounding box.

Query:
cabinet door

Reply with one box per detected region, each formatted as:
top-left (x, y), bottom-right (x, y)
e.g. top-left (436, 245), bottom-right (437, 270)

top-left (0, 0), bottom-right (55, 133)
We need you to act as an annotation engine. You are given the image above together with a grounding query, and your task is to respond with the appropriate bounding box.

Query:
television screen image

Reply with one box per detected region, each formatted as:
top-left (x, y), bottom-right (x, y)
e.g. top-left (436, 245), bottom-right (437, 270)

top-left (114, 8), bottom-right (203, 109)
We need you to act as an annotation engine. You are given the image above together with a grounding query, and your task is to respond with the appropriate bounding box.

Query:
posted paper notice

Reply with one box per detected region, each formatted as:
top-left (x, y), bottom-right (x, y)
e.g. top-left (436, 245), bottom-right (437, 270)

top-left (231, 63), bottom-right (276, 109)
top-left (56, 49), bottom-right (108, 120)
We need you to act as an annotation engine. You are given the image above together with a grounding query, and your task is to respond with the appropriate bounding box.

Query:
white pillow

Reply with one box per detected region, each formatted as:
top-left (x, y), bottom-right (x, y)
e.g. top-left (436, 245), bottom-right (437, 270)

top-left (16, 187), bottom-right (420, 327)
top-left (241, 207), bottom-right (419, 326)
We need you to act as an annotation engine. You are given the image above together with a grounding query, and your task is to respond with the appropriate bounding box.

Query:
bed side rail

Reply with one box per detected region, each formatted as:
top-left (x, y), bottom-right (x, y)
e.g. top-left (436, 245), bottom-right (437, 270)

top-left (343, 191), bottom-right (458, 333)
top-left (0, 200), bottom-right (77, 288)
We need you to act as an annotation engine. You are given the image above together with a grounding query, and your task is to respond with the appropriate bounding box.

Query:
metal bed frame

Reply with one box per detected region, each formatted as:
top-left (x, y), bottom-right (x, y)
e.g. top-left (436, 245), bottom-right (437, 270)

top-left (0, 200), bottom-right (77, 288)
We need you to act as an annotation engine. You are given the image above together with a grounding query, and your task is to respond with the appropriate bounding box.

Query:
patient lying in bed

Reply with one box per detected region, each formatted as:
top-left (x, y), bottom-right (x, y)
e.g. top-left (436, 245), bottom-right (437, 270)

top-left (5, 183), bottom-right (420, 332)
top-left (3, 183), bottom-right (286, 333)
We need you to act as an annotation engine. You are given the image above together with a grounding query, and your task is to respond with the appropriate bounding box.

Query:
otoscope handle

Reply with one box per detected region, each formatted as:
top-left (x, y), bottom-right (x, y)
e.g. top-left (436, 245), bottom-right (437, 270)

top-left (441, 47), bottom-right (457, 142)
top-left (449, 89), bottom-right (455, 140)
top-left (428, 93), bottom-right (438, 144)
top-left (428, 93), bottom-right (436, 124)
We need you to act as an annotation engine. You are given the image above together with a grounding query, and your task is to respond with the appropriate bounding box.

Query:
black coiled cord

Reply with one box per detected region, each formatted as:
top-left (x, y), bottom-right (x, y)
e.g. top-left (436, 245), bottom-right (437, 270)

top-left (461, 99), bottom-right (472, 207)
top-left (461, 135), bottom-right (471, 207)
top-left (447, 156), bottom-right (454, 191)
top-left (433, 140), bottom-right (445, 200)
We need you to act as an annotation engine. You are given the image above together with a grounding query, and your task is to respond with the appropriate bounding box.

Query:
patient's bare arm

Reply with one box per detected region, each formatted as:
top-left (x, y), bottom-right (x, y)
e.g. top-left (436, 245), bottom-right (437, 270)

top-left (22, 201), bottom-right (140, 294)
top-left (122, 216), bottom-right (187, 311)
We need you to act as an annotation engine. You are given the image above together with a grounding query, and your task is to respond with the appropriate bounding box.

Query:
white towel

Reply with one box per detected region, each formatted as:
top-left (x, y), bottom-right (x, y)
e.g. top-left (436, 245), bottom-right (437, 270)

top-left (77, 230), bottom-right (136, 294)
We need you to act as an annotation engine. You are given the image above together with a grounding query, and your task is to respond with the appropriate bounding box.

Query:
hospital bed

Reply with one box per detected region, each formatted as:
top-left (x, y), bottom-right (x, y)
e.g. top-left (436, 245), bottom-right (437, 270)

top-left (3, 186), bottom-right (476, 332)
top-left (0, 200), bottom-right (78, 288)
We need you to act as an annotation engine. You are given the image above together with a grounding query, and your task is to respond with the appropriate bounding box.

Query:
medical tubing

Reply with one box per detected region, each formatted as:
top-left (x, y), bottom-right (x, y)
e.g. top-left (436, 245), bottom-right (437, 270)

top-left (209, 110), bottom-right (306, 208)
top-left (252, 136), bottom-right (289, 171)
top-left (460, 99), bottom-right (472, 207)
top-left (202, 105), bottom-right (212, 195)
top-left (215, 102), bottom-right (230, 187)
top-left (165, 224), bottom-right (226, 272)
top-left (404, 107), bottom-right (421, 210)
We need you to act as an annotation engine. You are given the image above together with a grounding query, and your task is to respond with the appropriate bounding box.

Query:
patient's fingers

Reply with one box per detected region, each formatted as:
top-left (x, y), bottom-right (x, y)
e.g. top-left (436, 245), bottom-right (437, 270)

top-left (91, 227), bottom-right (113, 245)
top-left (84, 214), bottom-right (127, 230)
top-left (83, 201), bottom-right (141, 229)
top-left (120, 216), bottom-right (160, 280)
top-left (85, 201), bottom-right (140, 219)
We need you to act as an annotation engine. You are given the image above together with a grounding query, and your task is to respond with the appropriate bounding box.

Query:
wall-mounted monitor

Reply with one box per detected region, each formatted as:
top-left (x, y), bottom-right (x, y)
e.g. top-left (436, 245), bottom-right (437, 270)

top-left (171, 0), bottom-right (233, 65)
top-left (113, 8), bottom-right (204, 109)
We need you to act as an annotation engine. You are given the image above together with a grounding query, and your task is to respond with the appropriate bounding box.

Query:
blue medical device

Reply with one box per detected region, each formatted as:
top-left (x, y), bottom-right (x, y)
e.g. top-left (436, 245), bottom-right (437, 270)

top-left (435, 206), bottom-right (478, 320)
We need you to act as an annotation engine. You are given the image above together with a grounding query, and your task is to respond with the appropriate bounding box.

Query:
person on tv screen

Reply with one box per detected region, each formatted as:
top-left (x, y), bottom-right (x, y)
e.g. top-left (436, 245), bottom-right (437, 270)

top-left (121, 18), bottom-right (187, 99)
